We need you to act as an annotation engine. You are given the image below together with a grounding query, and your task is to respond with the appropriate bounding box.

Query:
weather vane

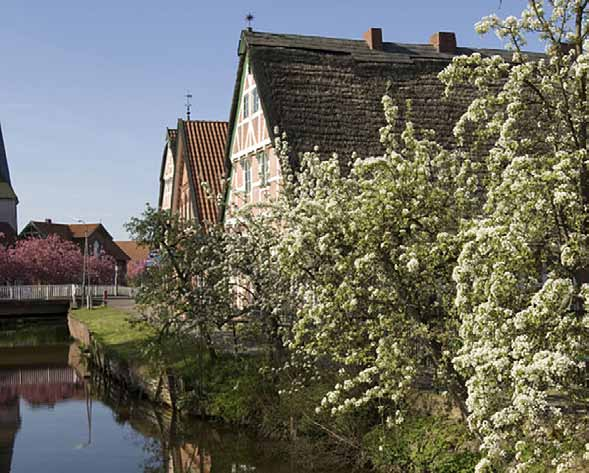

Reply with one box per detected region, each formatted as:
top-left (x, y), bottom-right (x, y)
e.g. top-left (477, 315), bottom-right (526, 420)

top-left (245, 12), bottom-right (255, 31)
top-left (185, 91), bottom-right (193, 120)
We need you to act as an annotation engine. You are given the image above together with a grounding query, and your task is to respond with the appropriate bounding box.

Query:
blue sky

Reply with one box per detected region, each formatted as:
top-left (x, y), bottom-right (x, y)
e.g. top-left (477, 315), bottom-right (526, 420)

top-left (0, 0), bottom-right (531, 239)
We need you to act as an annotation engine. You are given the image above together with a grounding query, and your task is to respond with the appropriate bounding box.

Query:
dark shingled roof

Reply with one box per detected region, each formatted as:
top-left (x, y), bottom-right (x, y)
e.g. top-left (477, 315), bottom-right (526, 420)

top-left (20, 221), bottom-right (130, 262)
top-left (25, 221), bottom-right (73, 240)
top-left (179, 120), bottom-right (228, 224)
top-left (0, 123), bottom-right (17, 201)
top-left (226, 30), bottom-right (543, 166)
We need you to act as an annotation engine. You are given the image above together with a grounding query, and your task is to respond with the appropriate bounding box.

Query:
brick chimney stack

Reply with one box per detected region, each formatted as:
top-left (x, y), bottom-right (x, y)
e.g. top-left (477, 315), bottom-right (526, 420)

top-left (430, 32), bottom-right (457, 54)
top-left (363, 28), bottom-right (383, 51)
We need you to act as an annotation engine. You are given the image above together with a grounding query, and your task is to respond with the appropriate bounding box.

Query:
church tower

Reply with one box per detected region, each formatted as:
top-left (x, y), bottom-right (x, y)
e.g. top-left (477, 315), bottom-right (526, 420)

top-left (0, 123), bottom-right (18, 232)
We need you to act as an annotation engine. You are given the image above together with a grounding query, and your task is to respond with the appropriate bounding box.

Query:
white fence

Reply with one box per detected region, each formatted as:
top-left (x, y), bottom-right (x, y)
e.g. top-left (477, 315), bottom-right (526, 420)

top-left (0, 284), bottom-right (137, 301)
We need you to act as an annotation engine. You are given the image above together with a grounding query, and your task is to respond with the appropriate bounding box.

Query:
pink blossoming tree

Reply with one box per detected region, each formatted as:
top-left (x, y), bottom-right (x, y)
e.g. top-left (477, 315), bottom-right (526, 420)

top-left (126, 259), bottom-right (147, 286)
top-left (0, 235), bottom-right (115, 285)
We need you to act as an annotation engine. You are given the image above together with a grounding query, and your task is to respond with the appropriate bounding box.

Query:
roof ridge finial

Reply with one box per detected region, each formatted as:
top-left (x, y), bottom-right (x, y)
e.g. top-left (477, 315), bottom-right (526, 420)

top-left (185, 90), bottom-right (193, 120)
top-left (245, 12), bottom-right (255, 31)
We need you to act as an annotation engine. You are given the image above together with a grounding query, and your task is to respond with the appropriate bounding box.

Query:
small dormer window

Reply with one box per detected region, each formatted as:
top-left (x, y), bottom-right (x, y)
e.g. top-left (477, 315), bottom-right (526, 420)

top-left (243, 93), bottom-right (250, 119)
top-left (252, 88), bottom-right (260, 113)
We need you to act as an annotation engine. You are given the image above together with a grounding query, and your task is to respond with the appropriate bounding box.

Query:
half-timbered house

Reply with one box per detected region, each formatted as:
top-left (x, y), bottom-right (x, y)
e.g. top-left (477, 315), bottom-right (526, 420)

top-left (158, 119), bottom-right (228, 225)
top-left (221, 28), bottom-right (542, 222)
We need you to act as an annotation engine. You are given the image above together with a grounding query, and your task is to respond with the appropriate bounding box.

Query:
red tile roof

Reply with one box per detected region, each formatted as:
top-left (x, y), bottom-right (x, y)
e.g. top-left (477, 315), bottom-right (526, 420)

top-left (68, 223), bottom-right (101, 239)
top-left (181, 120), bottom-right (228, 224)
top-left (115, 241), bottom-right (150, 262)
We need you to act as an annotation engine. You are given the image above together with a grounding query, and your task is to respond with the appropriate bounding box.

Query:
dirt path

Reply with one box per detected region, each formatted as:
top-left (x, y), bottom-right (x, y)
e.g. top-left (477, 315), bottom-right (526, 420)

top-left (107, 297), bottom-right (139, 316)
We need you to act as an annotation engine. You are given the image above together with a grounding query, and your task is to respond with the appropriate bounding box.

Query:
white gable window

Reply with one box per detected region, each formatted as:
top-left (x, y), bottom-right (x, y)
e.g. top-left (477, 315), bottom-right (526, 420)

top-left (243, 92), bottom-right (250, 119)
top-left (252, 88), bottom-right (260, 113)
top-left (257, 150), bottom-right (269, 187)
top-left (242, 158), bottom-right (252, 199)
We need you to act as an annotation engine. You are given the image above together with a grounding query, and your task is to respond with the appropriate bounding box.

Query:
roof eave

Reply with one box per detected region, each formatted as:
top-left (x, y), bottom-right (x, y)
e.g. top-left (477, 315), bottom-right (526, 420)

top-left (220, 40), bottom-right (248, 223)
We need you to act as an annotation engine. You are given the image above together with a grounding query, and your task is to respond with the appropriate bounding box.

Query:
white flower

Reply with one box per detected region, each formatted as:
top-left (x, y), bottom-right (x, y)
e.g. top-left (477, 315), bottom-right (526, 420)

top-left (406, 257), bottom-right (419, 273)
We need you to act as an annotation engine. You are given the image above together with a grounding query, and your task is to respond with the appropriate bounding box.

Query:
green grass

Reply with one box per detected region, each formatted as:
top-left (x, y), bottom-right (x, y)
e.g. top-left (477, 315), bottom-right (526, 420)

top-left (70, 306), bottom-right (204, 376)
top-left (70, 306), bottom-right (154, 365)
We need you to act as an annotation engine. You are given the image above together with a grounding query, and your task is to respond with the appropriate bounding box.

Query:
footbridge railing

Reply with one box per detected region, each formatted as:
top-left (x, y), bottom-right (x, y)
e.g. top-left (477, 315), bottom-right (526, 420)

top-left (0, 285), bottom-right (137, 302)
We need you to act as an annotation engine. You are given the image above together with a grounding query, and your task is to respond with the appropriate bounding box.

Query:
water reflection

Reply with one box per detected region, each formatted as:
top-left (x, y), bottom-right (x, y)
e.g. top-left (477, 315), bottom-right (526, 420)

top-left (0, 397), bottom-right (20, 473)
top-left (0, 321), bottom-right (299, 473)
top-left (0, 333), bottom-right (86, 473)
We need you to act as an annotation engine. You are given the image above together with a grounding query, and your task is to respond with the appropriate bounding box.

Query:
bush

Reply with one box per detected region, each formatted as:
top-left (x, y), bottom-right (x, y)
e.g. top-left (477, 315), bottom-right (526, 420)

top-left (363, 416), bottom-right (479, 473)
top-left (193, 354), bottom-right (275, 425)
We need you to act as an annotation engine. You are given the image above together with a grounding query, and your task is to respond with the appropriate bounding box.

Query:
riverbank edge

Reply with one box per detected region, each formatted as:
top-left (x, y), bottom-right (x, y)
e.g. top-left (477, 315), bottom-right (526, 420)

top-left (67, 307), bottom-right (481, 472)
top-left (68, 312), bottom-right (179, 407)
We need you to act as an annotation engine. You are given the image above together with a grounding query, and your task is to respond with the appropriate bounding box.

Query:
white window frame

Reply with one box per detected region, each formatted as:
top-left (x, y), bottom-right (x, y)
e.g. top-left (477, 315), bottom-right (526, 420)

top-left (242, 158), bottom-right (252, 199)
top-left (257, 151), bottom-right (269, 187)
top-left (243, 92), bottom-right (250, 119)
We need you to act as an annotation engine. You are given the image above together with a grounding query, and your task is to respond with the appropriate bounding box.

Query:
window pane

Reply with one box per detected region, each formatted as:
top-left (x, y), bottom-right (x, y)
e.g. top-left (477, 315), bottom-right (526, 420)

top-left (253, 88), bottom-right (260, 113)
top-left (243, 93), bottom-right (249, 118)
top-left (243, 159), bottom-right (251, 196)
top-left (257, 151), bottom-right (269, 186)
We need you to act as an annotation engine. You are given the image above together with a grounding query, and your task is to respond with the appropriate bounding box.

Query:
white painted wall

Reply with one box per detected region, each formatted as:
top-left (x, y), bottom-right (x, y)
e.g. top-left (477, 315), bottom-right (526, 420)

top-left (161, 146), bottom-right (175, 210)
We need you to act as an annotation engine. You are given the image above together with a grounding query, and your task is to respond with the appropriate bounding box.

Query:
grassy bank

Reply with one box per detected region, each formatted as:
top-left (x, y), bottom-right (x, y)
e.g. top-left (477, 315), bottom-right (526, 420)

top-left (71, 306), bottom-right (203, 375)
top-left (71, 307), bottom-right (152, 363)
top-left (69, 306), bottom-right (270, 418)
top-left (70, 306), bottom-right (479, 472)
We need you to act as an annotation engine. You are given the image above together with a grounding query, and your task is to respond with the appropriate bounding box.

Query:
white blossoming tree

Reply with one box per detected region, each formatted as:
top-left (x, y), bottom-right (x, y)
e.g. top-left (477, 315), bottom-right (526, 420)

top-left (274, 98), bottom-right (480, 424)
top-left (223, 204), bottom-right (297, 364)
top-left (126, 206), bottom-right (234, 358)
top-left (445, 1), bottom-right (589, 471)
top-left (127, 204), bottom-right (295, 366)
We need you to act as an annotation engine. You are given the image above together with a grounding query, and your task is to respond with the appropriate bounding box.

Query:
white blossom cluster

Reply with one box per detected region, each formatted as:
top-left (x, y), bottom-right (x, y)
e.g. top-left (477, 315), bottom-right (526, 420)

top-left (447, 2), bottom-right (589, 470)
top-left (273, 2), bottom-right (589, 471)
top-left (130, 3), bottom-right (589, 471)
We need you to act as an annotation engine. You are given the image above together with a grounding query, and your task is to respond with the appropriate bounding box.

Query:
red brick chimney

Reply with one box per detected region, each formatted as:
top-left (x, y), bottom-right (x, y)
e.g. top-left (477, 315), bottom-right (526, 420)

top-left (430, 32), bottom-right (457, 54)
top-left (363, 28), bottom-right (383, 51)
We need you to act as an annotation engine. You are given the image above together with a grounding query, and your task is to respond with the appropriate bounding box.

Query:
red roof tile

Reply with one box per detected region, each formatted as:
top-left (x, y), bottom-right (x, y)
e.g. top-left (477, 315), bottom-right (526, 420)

top-left (114, 241), bottom-right (150, 262)
top-left (68, 223), bottom-right (101, 238)
top-left (181, 120), bottom-right (228, 224)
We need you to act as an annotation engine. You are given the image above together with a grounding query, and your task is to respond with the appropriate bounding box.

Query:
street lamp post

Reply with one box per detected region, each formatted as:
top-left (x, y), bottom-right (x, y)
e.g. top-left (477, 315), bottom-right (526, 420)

top-left (114, 263), bottom-right (118, 296)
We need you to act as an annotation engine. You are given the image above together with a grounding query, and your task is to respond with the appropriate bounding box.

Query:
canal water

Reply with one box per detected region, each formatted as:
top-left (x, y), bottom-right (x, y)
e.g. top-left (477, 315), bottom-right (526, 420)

top-left (0, 319), bottom-right (316, 473)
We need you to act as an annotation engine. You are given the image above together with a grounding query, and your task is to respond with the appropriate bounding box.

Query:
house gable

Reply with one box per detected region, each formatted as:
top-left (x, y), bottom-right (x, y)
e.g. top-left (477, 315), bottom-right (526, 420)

top-left (171, 123), bottom-right (196, 221)
top-left (165, 119), bottom-right (228, 224)
top-left (221, 29), bottom-right (544, 222)
top-left (159, 129), bottom-right (177, 210)
top-left (224, 54), bottom-right (280, 222)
